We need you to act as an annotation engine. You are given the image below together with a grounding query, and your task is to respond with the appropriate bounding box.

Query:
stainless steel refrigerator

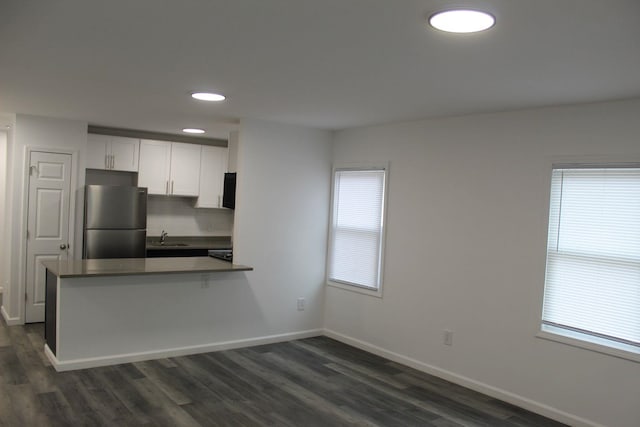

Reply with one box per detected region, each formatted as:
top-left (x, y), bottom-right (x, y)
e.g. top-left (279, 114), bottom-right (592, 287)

top-left (83, 185), bottom-right (147, 259)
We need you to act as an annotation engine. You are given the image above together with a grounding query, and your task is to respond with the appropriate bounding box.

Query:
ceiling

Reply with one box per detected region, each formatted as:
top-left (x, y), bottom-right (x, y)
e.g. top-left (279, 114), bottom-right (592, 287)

top-left (1, 0), bottom-right (639, 139)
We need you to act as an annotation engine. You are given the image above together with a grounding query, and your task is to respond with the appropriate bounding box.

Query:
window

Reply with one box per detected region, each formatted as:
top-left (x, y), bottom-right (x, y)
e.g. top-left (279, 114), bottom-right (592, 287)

top-left (327, 165), bottom-right (387, 294)
top-left (541, 166), bottom-right (640, 359)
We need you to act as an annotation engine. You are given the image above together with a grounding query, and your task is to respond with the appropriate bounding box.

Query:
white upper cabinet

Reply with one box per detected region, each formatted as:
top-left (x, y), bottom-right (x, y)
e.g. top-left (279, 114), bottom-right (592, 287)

top-left (194, 145), bottom-right (228, 208)
top-left (138, 140), bottom-right (201, 196)
top-left (87, 134), bottom-right (139, 172)
top-left (110, 137), bottom-right (140, 171)
top-left (138, 140), bottom-right (171, 195)
top-left (169, 142), bottom-right (201, 196)
top-left (86, 134), bottom-right (110, 170)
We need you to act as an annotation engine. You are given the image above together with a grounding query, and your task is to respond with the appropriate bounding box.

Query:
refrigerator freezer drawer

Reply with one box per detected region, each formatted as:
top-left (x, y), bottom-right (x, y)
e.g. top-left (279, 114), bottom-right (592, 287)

top-left (85, 185), bottom-right (147, 229)
top-left (84, 229), bottom-right (147, 259)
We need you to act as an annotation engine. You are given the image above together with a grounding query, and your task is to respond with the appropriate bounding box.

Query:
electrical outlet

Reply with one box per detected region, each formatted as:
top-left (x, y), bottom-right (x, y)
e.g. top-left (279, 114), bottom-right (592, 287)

top-left (444, 330), bottom-right (453, 346)
top-left (297, 297), bottom-right (305, 311)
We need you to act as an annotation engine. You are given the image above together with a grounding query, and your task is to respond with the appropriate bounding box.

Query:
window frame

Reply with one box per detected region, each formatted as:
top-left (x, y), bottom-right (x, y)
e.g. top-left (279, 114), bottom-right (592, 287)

top-left (326, 162), bottom-right (389, 298)
top-left (537, 162), bottom-right (640, 363)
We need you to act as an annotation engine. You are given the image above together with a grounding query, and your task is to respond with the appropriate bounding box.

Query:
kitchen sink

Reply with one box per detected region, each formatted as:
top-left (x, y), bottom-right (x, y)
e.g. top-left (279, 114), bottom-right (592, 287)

top-left (148, 242), bottom-right (189, 247)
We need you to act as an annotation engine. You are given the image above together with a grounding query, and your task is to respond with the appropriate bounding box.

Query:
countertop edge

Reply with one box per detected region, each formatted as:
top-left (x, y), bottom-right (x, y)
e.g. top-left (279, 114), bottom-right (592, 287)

top-left (146, 245), bottom-right (232, 251)
top-left (57, 266), bottom-right (253, 278)
top-left (145, 236), bottom-right (232, 251)
top-left (42, 257), bottom-right (253, 278)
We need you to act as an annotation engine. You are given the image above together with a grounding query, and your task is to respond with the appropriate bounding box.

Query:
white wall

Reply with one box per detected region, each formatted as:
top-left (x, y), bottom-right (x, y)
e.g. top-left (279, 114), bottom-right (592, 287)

top-left (146, 196), bottom-right (234, 237)
top-left (227, 130), bottom-right (239, 172)
top-left (0, 131), bottom-right (7, 295)
top-left (3, 114), bottom-right (87, 323)
top-left (1, 121), bottom-right (15, 317)
top-left (234, 119), bottom-right (332, 335)
top-left (325, 98), bottom-right (640, 427)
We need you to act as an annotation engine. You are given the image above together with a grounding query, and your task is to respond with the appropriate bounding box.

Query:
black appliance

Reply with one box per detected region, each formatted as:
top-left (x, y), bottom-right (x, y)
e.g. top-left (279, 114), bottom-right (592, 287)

top-left (208, 249), bottom-right (233, 262)
top-left (222, 172), bottom-right (236, 209)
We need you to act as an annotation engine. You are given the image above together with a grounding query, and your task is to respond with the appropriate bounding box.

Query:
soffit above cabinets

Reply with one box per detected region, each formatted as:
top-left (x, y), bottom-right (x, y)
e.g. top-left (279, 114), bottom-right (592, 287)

top-left (88, 126), bottom-right (227, 148)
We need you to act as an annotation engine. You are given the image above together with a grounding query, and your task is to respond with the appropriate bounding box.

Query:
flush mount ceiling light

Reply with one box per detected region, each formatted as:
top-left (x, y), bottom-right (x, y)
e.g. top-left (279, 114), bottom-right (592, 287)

top-left (182, 128), bottom-right (205, 134)
top-left (429, 9), bottom-right (495, 33)
top-left (191, 92), bottom-right (226, 102)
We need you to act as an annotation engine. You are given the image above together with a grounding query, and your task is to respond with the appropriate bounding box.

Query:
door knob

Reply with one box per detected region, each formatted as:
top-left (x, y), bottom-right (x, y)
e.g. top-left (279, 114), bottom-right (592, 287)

top-left (60, 244), bottom-right (67, 250)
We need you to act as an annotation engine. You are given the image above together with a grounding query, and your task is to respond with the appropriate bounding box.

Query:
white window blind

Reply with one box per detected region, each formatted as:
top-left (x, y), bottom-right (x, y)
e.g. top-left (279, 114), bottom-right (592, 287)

top-left (542, 167), bottom-right (640, 351)
top-left (328, 168), bottom-right (386, 290)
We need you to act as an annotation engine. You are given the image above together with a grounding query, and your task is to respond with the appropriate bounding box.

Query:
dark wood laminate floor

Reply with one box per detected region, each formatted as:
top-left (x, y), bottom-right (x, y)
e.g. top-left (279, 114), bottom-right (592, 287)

top-left (0, 317), bottom-right (565, 426)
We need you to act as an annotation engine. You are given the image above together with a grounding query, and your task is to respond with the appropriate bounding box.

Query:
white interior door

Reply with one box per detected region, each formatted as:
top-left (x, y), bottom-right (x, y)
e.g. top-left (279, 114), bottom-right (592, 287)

top-left (25, 151), bottom-right (72, 323)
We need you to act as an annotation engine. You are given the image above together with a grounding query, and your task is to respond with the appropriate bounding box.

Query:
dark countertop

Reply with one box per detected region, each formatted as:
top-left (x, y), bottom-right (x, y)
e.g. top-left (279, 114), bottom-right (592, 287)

top-left (42, 257), bottom-right (252, 278)
top-left (146, 236), bottom-right (232, 250)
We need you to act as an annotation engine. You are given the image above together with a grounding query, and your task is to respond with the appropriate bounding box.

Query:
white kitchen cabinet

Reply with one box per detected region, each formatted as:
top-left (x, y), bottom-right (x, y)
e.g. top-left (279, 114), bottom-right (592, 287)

top-left (169, 142), bottom-right (201, 196)
top-left (138, 139), bottom-right (201, 196)
top-left (86, 134), bottom-right (110, 170)
top-left (194, 145), bottom-right (228, 208)
top-left (138, 140), bottom-right (171, 195)
top-left (87, 134), bottom-right (139, 172)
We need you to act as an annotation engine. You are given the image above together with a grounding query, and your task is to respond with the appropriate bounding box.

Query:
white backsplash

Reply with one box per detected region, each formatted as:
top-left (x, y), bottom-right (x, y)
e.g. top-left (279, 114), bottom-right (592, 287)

top-left (146, 196), bottom-right (233, 237)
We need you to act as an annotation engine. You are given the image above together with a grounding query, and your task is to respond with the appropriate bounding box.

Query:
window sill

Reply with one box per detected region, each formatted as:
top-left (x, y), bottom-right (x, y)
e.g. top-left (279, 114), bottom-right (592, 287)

top-left (326, 280), bottom-right (382, 298)
top-left (537, 325), bottom-right (640, 363)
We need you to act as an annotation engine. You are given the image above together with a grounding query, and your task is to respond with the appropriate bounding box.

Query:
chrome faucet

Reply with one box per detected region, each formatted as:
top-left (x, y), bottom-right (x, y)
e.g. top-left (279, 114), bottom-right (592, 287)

top-left (160, 230), bottom-right (168, 244)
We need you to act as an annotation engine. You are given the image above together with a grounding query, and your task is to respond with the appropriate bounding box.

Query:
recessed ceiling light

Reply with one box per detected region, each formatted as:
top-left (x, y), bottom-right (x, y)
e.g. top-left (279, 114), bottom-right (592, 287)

top-left (428, 9), bottom-right (495, 33)
top-left (191, 92), bottom-right (226, 102)
top-left (182, 128), bottom-right (205, 134)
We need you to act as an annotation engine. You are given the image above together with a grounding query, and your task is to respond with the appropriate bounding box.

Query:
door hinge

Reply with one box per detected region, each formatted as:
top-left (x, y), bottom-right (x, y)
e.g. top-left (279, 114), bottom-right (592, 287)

top-left (29, 165), bottom-right (37, 176)
top-left (26, 230), bottom-right (29, 239)
top-left (25, 292), bottom-right (28, 302)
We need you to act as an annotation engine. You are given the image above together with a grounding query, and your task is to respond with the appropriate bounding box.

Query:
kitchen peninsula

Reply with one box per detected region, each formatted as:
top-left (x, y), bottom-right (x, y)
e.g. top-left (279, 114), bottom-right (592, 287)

top-left (42, 257), bottom-right (252, 371)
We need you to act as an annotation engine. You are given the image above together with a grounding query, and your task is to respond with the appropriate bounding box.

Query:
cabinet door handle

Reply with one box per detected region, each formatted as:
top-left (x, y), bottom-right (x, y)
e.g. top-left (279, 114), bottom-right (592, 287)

top-left (171, 180), bottom-right (174, 194)
top-left (166, 181), bottom-right (169, 194)
top-left (105, 155), bottom-right (108, 169)
top-left (110, 155), bottom-right (114, 169)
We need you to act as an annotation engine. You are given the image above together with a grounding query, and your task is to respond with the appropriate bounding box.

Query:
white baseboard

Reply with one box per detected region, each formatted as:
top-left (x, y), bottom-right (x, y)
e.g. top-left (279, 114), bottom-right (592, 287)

top-left (47, 328), bottom-right (324, 372)
top-left (1, 305), bottom-right (21, 326)
top-left (323, 329), bottom-right (603, 427)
